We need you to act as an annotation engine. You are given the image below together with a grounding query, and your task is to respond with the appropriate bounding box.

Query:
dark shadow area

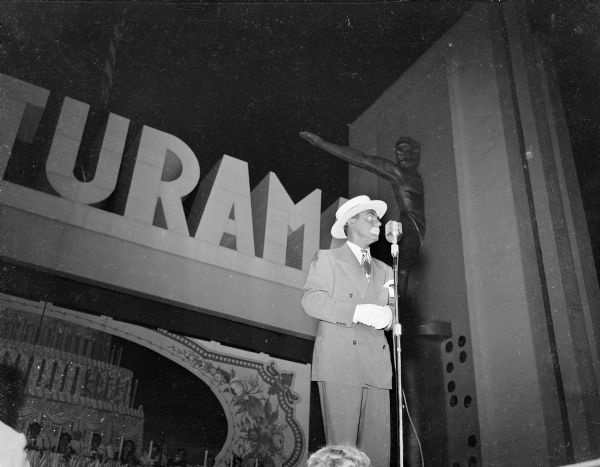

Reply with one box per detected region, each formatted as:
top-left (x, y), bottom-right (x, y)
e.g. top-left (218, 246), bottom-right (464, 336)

top-left (114, 336), bottom-right (228, 464)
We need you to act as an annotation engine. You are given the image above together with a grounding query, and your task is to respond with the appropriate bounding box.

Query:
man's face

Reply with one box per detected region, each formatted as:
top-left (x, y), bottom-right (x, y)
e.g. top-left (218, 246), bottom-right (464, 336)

top-left (348, 209), bottom-right (381, 245)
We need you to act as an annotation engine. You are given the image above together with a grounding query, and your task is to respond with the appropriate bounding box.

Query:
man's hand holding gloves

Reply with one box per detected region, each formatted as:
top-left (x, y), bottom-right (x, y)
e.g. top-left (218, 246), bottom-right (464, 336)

top-left (353, 304), bottom-right (393, 329)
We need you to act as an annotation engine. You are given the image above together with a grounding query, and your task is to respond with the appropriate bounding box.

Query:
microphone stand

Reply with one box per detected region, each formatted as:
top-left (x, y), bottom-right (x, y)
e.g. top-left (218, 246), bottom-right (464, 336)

top-left (160, 432), bottom-right (166, 467)
top-left (390, 239), bottom-right (403, 467)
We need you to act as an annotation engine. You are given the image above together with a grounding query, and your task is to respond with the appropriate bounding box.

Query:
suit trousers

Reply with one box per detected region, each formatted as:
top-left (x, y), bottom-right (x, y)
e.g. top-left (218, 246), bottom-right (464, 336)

top-left (318, 381), bottom-right (391, 466)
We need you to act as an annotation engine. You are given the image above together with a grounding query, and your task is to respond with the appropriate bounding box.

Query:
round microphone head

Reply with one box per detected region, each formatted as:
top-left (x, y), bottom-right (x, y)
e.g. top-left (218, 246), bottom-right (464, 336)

top-left (385, 220), bottom-right (398, 243)
top-left (385, 220), bottom-right (403, 243)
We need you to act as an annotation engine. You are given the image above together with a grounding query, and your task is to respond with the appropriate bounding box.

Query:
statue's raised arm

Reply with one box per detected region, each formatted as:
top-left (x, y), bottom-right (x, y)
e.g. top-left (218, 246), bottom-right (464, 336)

top-left (299, 131), bottom-right (397, 180)
top-left (300, 131), bottom-right (425, 242)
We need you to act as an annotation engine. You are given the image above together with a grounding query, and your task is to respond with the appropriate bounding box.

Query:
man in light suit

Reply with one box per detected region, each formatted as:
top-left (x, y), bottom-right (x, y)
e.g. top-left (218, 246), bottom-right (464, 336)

top-left (302, 195), bottom-right (394, 467)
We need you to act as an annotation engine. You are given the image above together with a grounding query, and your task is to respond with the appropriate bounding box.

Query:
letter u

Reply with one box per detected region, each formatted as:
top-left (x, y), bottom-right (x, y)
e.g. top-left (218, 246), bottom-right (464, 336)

top-left (46, 96), bottom-right (129, 204)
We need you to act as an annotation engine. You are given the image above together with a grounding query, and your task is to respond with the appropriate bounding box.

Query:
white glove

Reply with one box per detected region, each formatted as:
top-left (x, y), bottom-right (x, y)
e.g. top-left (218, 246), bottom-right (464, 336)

top-left (353, 304), bottom-right (393, 329)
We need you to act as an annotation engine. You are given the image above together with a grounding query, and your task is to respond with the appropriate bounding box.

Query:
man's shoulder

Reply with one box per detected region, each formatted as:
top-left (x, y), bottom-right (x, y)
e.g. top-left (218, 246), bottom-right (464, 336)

top-left (307, 246), bottom-right (348, 268)
top-left (318, 245), bottom-right (347, 259)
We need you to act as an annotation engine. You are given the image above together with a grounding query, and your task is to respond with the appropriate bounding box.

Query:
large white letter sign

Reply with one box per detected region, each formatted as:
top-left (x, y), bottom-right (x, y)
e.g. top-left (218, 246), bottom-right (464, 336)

top-left (0, 73), bottom-right (49, 179)
top-left (124, 126), bottom-right (200, 236)
top-left (46, 97), bottom-right (129, 204)
top-left (251, 173), bottom-right (321, 271)
top-left (189, 155), bottom-right (255, 255)
top-left (320, 197), bottom-right (347, 250)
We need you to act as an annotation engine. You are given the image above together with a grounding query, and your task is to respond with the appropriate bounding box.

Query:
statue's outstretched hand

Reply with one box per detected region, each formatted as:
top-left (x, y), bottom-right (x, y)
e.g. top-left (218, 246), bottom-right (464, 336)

top-left (299, 131), bottom-right (322, 146)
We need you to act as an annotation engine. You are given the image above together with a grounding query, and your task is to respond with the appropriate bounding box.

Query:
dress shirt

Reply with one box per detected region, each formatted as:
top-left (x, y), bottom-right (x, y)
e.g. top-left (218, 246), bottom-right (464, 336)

top-left (346, 241), bottom-right (371, 265)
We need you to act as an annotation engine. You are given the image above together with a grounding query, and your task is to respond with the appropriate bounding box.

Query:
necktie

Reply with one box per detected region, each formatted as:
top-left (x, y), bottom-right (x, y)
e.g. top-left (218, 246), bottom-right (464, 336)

top-left (360, 249), bottom-right (371, 277)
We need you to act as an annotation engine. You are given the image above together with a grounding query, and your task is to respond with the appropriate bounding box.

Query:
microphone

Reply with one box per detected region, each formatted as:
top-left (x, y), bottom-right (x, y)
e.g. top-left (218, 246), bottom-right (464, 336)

top-left (385, 220), bottom-right (402, 258)
top-left (385, 220), bottom-right (402, 244)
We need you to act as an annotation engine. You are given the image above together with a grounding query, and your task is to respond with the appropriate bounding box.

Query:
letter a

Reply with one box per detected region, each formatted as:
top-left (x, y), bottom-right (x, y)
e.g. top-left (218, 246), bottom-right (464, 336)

top-left (189, 155), bottom-right (255, 255)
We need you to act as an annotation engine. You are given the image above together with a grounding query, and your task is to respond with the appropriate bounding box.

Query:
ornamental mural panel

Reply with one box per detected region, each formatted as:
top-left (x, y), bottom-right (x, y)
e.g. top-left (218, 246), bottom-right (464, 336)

top-left (0, 294), bottom-right (311, 466)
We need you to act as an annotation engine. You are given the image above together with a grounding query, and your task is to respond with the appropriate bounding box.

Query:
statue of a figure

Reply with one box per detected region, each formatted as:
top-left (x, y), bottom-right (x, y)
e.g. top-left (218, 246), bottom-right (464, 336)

top-left (299, 131), bottom-right (425, 298)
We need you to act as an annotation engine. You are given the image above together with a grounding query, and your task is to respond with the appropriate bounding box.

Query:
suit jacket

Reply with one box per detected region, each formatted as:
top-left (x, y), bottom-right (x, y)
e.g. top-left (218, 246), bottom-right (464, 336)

top-left (302, 244), bottom-right (393, 389)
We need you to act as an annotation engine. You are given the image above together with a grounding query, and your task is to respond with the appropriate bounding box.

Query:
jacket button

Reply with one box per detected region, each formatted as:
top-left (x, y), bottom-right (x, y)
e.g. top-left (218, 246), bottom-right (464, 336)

top-left (349, 293), bottom-right (353, 298)
top-left (353, 340), bottom-right (357, 345)
top-left (383, 345), bottom-right (386, 349)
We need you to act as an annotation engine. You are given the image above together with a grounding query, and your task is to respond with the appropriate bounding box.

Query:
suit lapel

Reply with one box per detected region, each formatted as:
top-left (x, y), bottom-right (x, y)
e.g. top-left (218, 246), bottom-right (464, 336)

top-left (367, 258), bottom-right (386, 300)
top-left (336, 244), bottom-right (369, 296)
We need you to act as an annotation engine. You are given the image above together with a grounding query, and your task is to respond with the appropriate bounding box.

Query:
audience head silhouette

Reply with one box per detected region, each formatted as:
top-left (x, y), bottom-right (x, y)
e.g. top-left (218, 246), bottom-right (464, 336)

top-left (307, 445), bottom-right (371, 467)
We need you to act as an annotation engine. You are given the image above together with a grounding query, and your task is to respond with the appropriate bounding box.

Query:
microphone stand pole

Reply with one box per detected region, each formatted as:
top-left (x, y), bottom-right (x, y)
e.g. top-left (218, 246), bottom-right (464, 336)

top-left (390, 240), bottom-right (403, 467)
top-left (160, 432), bottom-right (166, 467)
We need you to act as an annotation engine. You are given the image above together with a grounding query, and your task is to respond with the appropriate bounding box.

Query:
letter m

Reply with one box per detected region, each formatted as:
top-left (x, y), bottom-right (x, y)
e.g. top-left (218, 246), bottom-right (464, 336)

top-left (251, 172), bottom-right (321, 271)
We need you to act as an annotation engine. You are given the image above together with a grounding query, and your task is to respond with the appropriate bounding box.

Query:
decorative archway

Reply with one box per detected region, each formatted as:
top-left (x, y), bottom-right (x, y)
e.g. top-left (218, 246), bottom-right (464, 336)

top-left (0, 293), bottom-right (311, 466)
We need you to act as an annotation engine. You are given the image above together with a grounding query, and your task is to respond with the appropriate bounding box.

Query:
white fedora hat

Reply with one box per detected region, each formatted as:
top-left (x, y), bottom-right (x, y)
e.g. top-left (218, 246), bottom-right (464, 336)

top-left (331, 195), bottom-right (387, 239)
